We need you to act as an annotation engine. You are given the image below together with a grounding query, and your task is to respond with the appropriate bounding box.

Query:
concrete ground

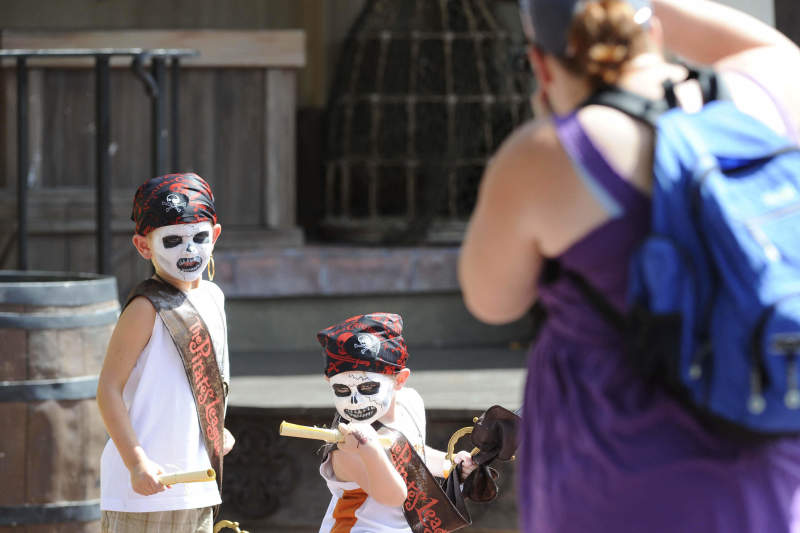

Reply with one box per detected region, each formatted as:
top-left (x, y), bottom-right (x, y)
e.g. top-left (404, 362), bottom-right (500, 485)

top-left (229, 345), bottom-right (530, 412)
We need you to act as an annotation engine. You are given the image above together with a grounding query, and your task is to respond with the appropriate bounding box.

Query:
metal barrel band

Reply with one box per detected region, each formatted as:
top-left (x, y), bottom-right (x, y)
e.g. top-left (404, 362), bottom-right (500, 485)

top-left (0, 499), bottom-right (100, 526)
top-left (0, 307), bottom-right (119, 329)
top-left (0, 271), bottom-right (118, 305)
top-left (0, 375), bottom-right (99, 402)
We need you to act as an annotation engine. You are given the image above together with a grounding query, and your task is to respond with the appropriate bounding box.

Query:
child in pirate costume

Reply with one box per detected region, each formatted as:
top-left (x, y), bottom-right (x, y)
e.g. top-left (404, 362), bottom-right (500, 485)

top-left (316, 313), bottom-right (477, 533)
top-left (97, 173), bottom-right (234, 533)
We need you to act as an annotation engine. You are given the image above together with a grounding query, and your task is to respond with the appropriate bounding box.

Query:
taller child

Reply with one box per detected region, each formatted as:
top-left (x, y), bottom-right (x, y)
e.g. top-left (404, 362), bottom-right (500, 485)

top-left (97, 173), bottom-right (235, 533)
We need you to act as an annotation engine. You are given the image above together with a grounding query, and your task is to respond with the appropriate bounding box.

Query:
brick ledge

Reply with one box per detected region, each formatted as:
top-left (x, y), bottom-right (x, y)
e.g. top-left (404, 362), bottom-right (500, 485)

top-left (214, 245), bottom-right (461, 298)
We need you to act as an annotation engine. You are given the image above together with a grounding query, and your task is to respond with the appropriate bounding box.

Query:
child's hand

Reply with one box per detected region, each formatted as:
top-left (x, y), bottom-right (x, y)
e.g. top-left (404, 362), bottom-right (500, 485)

top-left (452, 450), bottom-right (478, 477)
top-left (223, 427), bottom-right (236, 455)
top-left (130, 458), bottom-right (166, 496)
top-left (337, 422), bottom-right (379, 453)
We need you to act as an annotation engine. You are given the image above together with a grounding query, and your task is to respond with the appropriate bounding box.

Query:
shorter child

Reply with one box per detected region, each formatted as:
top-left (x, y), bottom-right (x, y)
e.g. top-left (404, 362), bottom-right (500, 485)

top-left (316, 313), bottom-right (476, 533)
top-left (97, 173), bottom-right (235, 533)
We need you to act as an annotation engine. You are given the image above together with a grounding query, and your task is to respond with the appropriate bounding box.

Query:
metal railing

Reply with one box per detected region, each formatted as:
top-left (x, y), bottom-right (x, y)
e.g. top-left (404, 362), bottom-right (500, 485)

top-left (0, 47), bottom-right (198, 274)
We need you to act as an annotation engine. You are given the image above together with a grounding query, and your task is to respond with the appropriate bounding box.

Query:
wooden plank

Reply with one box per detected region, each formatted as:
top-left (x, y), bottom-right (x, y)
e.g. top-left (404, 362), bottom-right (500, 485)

top-left (0, 187), bottom-right (134, 223)
top-left (299, 0), bottom-right (326, 108)
top-left (213, 69), bottom-right (263, 226)
top-left (27, 329), bottom-right (67, 380)
top-left (0, 403), bottom-right (26, 505)
top-left (0, 30), bottom-right (306, 68)
top-left (109, 69), bottom-right (150, 187)
top-left (41, 69), bottom-right (94, 187)
top-left (27, 524), bottom-right (99, 533)
top-left (1, 67), bottom-right (16, 190)
top-left (27, 400), bottom-right (83, 502)
top-left (27, 69), bottom-right (44, 189)
top-left (178, 70), bottom-right (216, 190)
top-left (0, 323), bottom-right (27, 381)
top-left (265, 69), bottom-right (297, 229)
top-left (68, 235), bottom-right (98, 278)
top-left (0, 0), bottom-right (285, 31)
top-left (82, 324), bottom-right (115, 376)
top-left (27, 235), bottom-right (69, 273)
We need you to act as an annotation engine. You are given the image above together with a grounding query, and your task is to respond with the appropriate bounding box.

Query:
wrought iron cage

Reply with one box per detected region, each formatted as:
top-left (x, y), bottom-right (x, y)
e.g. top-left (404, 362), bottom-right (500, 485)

top-left (322, 0), bottom-right (532, 244)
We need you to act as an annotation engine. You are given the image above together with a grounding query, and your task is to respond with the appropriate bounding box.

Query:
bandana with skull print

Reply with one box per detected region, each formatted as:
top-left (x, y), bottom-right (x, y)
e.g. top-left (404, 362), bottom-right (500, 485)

top-left (317, 313), bottom-right (409, 378)
top-left (131, 172), bottom-right (217, 236)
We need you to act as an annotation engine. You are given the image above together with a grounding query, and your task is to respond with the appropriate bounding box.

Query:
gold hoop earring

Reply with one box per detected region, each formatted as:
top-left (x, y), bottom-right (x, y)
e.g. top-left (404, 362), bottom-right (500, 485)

top-left (207, 255), bottom-right (216, 281)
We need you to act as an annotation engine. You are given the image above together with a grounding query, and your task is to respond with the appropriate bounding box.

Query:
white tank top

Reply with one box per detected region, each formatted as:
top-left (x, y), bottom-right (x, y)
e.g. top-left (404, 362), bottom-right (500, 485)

top-left (100, 280), bottom-right (229, 512)
top-left (318, 387), bottom-right (427, 533)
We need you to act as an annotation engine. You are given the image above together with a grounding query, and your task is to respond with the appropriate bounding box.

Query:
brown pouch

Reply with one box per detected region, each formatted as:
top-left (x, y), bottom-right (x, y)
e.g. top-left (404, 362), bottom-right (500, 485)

top-left (461, 405), bottom-right (521, 503)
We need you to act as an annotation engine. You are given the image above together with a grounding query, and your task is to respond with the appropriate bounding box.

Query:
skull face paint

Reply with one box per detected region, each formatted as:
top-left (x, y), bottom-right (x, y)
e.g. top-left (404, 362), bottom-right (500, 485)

top-left (150, 222), bottom-right (214, 282)
top-left (329, 371), bottom-right (396, 424)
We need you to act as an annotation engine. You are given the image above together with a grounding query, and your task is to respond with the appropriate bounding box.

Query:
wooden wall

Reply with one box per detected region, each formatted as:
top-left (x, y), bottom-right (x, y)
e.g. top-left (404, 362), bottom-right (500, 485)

top-left (0, 0), bottom-right (368, 253)
top-left (0, 0), bottom-right (366, 109)
top-left (0, 29), bottom-right (304, 295)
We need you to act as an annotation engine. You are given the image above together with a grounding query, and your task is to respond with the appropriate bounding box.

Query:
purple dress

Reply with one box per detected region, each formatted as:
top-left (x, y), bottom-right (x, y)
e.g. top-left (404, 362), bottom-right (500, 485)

top-left (518, 111), bottom-right (800, 532)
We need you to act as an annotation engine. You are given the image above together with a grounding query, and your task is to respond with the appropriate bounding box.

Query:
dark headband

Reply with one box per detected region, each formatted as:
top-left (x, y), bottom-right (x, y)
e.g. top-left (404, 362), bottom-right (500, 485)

top-left (131, 173), bottom-right (217, 236)
top-left (519, 0), bottom-right (651, 56)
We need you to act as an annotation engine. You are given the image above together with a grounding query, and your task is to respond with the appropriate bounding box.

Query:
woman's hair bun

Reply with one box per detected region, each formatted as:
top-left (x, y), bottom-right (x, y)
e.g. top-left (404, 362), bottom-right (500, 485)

top-left (564, 0), bottom-right (648, 87)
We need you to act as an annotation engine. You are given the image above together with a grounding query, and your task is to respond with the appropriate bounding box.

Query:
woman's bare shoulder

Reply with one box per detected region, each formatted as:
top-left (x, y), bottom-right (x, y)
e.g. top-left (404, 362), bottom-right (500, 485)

top-left (480, 118), bottom-right (568, 210)
top-left (491, 119), bottom-right (559, 171)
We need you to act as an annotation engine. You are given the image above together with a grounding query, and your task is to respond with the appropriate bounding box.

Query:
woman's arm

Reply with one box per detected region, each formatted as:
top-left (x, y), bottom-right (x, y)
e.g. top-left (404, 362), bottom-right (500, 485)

top-left (652, 0), bottom-right (797, 64)
top-left (96, 297), bottom-right (165, 496)
top-left (653, 0), bottom-right (800, 134)
top-left (459, 122), bottom-right (555, 325)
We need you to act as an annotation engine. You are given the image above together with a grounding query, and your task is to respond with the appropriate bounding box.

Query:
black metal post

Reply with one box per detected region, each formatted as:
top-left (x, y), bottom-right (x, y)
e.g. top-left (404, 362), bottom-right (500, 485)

top-left (151, 57), bottom-right (167, 177)
top-left (170, 58), bottom-right (180, 172)
top-left (95, 56), bottom-right (112, 275)
top-left (16, 57), bottom-right (29, 271)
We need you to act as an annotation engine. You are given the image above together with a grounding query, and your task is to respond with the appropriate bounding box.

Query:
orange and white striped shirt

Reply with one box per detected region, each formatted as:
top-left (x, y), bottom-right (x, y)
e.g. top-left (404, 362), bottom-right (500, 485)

top-left (318, 388), bottom-right (426, 533)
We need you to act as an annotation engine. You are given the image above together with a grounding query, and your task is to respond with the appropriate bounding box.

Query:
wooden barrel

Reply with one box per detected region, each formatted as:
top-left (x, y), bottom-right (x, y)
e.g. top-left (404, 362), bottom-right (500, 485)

top-left (0, 271), bottom-right (119, 533)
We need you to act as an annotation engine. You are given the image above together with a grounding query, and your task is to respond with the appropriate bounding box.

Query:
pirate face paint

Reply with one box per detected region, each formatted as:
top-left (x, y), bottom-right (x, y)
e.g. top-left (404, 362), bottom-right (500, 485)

top-left (329, 371), bottom-right (396, 424)
top-left (150, 222), bottom-right (214, 282)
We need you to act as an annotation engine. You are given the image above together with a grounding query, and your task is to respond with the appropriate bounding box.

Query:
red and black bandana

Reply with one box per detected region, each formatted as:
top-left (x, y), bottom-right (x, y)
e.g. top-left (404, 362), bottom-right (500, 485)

top-left (317, 313), bottom-right (409, 377)
top-left (131, 173), bottom-right (217, 236)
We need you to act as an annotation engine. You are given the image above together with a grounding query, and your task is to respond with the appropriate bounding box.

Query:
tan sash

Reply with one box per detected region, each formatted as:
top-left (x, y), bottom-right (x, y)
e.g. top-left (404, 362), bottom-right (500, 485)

top-left (126, 278), bottom-right (226, 502)
top-left (379, 425), bottom-right (471, 533)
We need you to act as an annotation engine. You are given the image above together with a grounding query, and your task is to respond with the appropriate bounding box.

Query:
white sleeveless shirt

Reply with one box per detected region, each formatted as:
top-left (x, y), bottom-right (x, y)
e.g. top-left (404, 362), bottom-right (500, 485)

top-left (318, 387), bottom-right (427, 533)
top-left (100, 280), bottom-right (229, 512)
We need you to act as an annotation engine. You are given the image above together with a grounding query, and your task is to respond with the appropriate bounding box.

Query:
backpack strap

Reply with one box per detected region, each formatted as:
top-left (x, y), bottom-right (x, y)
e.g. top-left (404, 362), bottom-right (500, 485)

top-left (582, 65), bottom-right (729, 127)
top-left (691, 65), bottom-right (730, 103)
top-left (664, 65), bottom-right (730, 106)
top-left (582, 86), bottom-right (667, 127)
top-left (541, 259), bottom-right (627, 332)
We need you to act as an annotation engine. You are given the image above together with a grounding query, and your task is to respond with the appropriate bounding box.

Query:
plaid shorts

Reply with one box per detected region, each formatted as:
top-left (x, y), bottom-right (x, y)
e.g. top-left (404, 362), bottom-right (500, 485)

top-left (101, 507), bottom-right (213, 533)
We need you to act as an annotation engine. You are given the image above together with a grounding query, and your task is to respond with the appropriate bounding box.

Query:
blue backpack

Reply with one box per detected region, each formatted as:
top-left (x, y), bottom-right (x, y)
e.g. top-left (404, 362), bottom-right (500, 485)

top-left (554, 68), bottom-right (800, 436)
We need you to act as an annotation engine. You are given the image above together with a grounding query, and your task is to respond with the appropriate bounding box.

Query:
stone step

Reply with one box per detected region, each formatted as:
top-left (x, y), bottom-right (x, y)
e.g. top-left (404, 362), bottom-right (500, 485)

top-left (226, 293), bottom-right (535, 353)
top-left (229, 346), bottom-right (529, 412)
top-left (215, 245), bottom-right (537, 353)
